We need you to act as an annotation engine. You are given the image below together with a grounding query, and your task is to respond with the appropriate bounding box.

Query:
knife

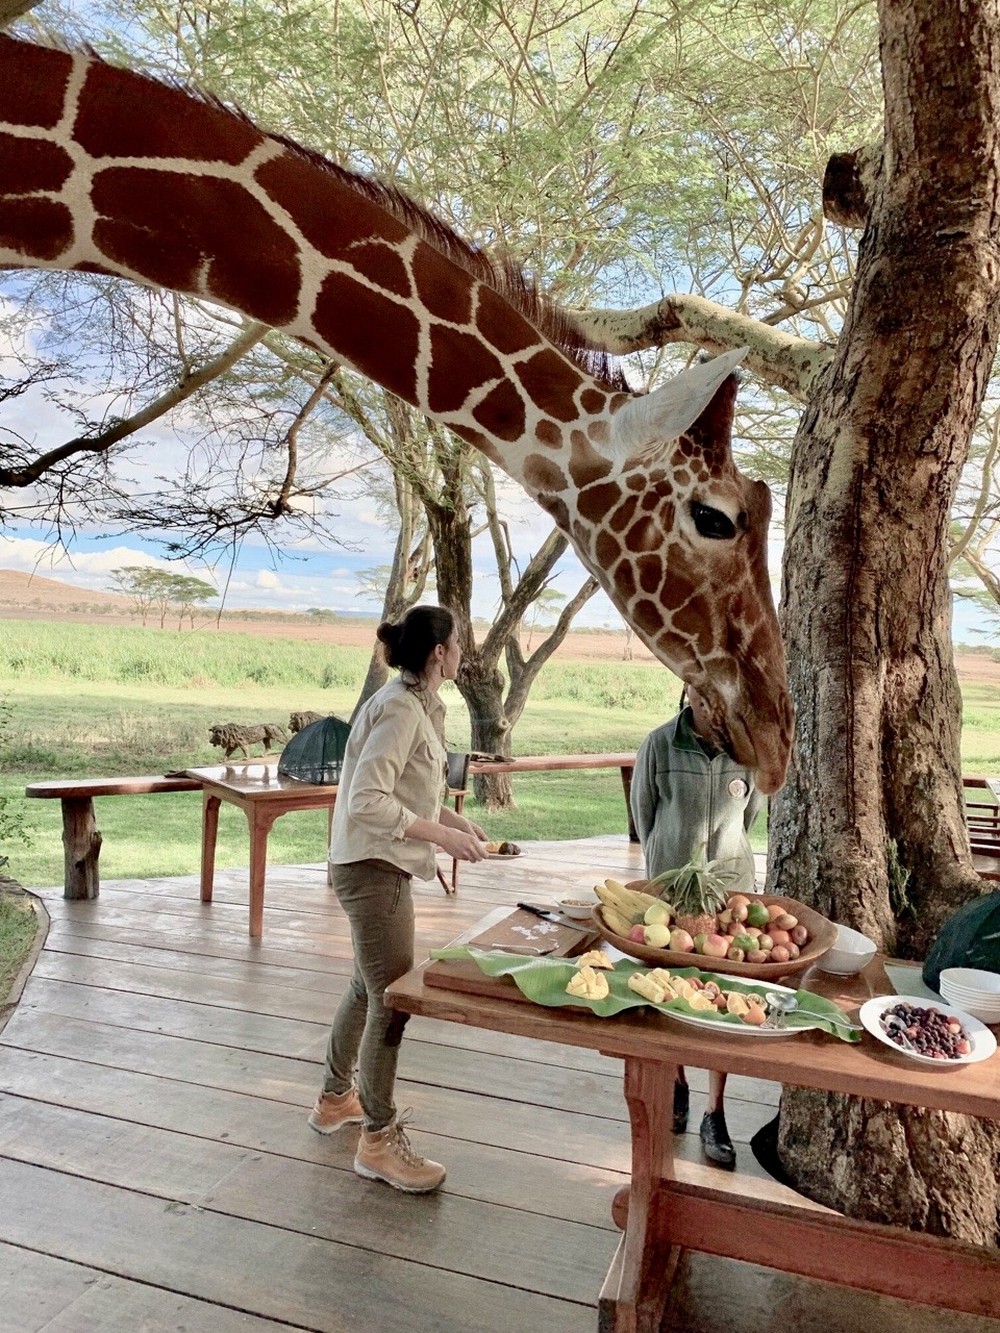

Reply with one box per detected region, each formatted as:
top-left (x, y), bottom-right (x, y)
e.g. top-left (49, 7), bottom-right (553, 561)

top-left (516, 901), bottom-right (584, 930)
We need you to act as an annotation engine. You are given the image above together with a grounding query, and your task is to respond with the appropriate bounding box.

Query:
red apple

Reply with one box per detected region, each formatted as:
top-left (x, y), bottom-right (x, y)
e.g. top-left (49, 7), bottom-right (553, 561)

top-left (629, 924), bottom-right (647, 944)
top-left (698, 932), bottom-right (730, 959)
top-left (668, 927), bottom-right (695, 953)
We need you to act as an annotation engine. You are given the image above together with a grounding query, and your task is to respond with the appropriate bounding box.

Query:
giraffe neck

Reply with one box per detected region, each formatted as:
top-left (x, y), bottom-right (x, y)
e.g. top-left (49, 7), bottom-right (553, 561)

top-left (0, 37), bottom-right (619, 488)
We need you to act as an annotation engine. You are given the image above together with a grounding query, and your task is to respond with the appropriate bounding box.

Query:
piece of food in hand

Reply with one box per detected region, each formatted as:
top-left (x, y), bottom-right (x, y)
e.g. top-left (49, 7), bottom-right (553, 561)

top-left (627, 971), bottom-right (669, 1004)
top-left (565, 965), bottom-right (609, 1000)
top-left (484, 840), bottom-right (521, 855)
top-left (575, 949), bottom-right (615, 970)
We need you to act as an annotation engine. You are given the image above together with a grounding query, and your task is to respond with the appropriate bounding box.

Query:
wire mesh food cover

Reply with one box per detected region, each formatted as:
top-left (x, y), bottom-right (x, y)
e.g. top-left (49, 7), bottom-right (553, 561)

top-left (277, 715), bottom-right (351, 784)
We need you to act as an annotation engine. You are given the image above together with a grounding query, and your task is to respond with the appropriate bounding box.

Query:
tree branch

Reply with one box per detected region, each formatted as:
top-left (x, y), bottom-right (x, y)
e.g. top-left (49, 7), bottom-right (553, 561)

top-left (571, 293), bottom-right (832, 401)
top-left (0, 319), bottom-right (267, 487)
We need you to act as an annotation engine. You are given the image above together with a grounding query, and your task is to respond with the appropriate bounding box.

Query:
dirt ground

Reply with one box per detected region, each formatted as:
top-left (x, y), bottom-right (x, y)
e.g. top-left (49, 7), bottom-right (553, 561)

top-left (2, 567), bottom-right (998, 678)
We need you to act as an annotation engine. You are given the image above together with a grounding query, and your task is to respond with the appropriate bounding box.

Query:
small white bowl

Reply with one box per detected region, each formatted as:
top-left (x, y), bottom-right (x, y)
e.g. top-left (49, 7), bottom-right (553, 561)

top-left (816, 924), bottom-right (877, 975)
top-left (557, 892), bottom-right (599, 920)
top-left (940, 967), bottom-right (1000, 995)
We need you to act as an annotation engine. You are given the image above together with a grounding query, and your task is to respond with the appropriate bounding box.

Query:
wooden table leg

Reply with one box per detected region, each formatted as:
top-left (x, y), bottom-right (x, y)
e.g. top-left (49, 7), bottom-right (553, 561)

top-left (247, 809), bottom-right (278, 940)
top-left (62, 797), bottom-right (101, 900)
top-left (200, 793), bottom-right (221, 904)
top-left (620, 766), bottom-right (639, 843)
top-left (599, 1057), bottom-right (679, 1333)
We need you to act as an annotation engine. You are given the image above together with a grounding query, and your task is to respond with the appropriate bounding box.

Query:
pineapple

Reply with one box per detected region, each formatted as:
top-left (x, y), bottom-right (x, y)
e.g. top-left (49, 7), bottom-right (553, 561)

top-left (648, 843), bottom-right (740, 938)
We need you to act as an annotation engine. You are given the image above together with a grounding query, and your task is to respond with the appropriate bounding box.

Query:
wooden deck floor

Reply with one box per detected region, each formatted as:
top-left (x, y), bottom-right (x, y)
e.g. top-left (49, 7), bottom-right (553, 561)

top-left (2, 836), bottom-right (999, 1333)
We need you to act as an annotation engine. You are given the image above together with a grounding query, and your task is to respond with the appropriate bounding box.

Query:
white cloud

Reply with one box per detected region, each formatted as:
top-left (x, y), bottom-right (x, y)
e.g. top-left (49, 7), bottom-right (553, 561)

top-left (254, 569), bottom-right (281, 590)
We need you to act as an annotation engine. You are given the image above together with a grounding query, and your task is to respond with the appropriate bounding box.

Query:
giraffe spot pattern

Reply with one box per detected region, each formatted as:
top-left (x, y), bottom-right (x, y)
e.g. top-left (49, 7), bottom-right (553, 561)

top-left (515, 349), bottom-right (583, 421)
top-left (568, 431), bottom-right (614, 488)
top-left (536, 494), bottom-right (570, 529)
top-left (256, 153), bottom-right (410, 259)
top-left (523, 453), bottom-right (568, 493)
top-left (609, 494), bottom-right (639, 533)
top-left (636, 554), bottom-right (665, 595)
top-left (534, 420), bottom-right (562, 449)
top-left (428, 325), bottom-right (504, 414)
top-left (0, 133), bottom-right (73, 194)
top-left (476, 284), bottom-right (541, 356)
top-left (624, 515), bottom-right (661, 552)
top-left (0, 197), bottom-right (73, 261)
top-left (0, 38), bottom-right (70, 129)
top-left (412, 240), bottom-right (473, 323)
top-left (77, 63), bottom-right (263, 163)
top-left (581, 389), bottom-right (606, 415)
top-left (594, 530), bottom-right (620, 570)
top-left (348, 240), bottom-right (411, 299)
top-left (614, 559), bottom-right (637, 601)
top-left (472, 380), bottom-right (526, 441)
top-left (632, 598), bottom-right (665, 636)
top-left (577, 481), bottom-right (622, 524)
top-left (91, 169), bottom-right (300, 326)
top-left (315, 271), bottom-right (419, 402)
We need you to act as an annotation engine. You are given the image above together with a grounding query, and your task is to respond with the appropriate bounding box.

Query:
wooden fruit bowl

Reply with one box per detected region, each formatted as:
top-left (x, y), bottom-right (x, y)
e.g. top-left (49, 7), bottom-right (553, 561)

top-left (591, 892), bottom-right (838, 982)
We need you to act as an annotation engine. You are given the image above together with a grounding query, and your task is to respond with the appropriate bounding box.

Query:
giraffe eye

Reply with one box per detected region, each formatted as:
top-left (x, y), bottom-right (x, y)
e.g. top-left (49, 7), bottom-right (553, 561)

top-left (691, 500), bottom-right (737, 540)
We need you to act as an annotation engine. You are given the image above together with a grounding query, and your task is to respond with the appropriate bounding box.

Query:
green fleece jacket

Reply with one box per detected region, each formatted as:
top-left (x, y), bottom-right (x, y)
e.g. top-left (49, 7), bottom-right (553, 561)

top-left (630, 706), bottom-right (762, 892)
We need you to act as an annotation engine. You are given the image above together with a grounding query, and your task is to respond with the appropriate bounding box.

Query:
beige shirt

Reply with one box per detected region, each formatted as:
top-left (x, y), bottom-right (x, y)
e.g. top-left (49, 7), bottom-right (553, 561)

top-left (328, 675), bottom-right (448, 881)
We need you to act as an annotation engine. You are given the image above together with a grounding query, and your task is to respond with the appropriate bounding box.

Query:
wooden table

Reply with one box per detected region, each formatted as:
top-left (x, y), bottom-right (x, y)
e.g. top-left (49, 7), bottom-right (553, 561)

top-left (184, 762), bottom-right (337, 939)
top-left (386, 934), bottom-right (1000, 1332)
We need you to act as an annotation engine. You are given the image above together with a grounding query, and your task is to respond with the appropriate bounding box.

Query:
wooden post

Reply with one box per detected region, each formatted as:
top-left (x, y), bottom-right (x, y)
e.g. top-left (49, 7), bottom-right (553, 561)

top-left (61, 797), bottom-right (101, 899)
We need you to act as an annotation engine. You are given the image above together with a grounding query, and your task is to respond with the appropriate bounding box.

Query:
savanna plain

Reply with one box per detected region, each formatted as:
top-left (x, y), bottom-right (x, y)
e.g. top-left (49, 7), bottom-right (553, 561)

top-left (3, 602), bottom-right (1000, 895)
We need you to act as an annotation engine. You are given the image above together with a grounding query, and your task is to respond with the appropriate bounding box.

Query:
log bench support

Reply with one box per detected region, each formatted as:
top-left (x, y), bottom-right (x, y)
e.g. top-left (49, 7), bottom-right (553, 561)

top-left (61, 796), bottom-right (102, 900)
top-left (24, 775), bottom-right (203, 900)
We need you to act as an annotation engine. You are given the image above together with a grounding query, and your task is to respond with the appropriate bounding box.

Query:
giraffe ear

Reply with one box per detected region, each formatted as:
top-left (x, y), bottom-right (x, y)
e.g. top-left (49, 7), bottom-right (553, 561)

top-left (610, 347), bottom-right (749, 466)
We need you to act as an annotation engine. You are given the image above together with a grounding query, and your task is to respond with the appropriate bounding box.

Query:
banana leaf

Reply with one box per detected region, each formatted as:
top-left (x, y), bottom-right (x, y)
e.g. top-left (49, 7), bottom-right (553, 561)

top-left (429, 948), bottom-right (862, 1042)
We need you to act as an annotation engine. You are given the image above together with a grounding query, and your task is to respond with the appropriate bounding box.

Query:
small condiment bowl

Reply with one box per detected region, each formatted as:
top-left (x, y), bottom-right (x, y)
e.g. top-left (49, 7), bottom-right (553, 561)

top-left (557, 892), bottom-right (599, 920)
top-left (816, 925), bottom-right (877, 976)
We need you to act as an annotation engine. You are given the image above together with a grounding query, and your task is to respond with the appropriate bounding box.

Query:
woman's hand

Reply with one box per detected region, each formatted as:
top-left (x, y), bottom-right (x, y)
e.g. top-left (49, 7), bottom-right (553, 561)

top-left (436, 825), bottom-right (488, 862)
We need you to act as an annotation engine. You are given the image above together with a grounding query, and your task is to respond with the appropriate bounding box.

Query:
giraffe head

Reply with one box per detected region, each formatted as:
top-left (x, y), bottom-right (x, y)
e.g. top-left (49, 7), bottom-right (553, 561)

top-left (556, 350), bottom-right (793, 794)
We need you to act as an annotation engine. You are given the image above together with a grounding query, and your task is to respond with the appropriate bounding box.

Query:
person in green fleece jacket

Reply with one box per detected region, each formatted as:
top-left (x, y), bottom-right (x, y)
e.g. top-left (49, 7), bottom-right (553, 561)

top-left (630, 684), bottom-right (763, 1168)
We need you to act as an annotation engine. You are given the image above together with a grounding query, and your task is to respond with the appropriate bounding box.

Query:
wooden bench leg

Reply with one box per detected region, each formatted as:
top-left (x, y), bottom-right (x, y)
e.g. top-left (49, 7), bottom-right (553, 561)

top-left (61, 796), bottom-right (101, 900)
top-left (200, 793), bottom-right (221, 904)
top-left (620, 766), bottom-right (639, 843)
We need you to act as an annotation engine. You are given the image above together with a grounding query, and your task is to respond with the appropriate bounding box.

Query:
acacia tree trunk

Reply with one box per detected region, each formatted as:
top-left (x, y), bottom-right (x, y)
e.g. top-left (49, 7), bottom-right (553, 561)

top-left (770, 0), bottom-right (1000, 1241)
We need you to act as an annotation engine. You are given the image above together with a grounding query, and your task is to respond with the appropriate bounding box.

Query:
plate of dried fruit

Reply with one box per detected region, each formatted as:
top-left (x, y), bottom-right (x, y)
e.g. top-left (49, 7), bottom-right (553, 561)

top-left (859, 995), bottom-right (997, 1066)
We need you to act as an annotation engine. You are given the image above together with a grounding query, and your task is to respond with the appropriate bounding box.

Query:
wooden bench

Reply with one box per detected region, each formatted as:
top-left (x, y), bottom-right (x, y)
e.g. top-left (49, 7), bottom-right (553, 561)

top-left (24, 775), bottom-right (203, 899)
top-left (963, 775), bottom-right (1000, 878)
top-left (470, 751), bottom-right (638, 840)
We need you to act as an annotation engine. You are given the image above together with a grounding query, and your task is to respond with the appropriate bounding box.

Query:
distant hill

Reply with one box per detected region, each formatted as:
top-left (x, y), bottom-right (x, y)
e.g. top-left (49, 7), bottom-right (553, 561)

top-left (0, 568), bottom-right (131, 611)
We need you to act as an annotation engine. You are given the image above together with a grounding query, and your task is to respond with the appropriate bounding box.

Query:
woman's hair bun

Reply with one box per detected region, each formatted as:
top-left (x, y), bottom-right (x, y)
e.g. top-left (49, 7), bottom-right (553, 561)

top-left (375, 620), bottom-right (397, 647)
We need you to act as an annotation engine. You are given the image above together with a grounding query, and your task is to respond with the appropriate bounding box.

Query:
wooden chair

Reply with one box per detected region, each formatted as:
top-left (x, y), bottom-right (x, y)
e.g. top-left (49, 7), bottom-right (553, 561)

top-left (436, 751), bottom-right (471, 895)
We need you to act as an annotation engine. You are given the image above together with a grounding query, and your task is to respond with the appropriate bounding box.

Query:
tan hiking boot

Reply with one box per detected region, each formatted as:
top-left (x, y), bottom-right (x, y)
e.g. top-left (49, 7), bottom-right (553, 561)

top-left (308, 1085), bottom-right (364, 1134)
top-left (354, 1111), bottom-right (446, 1193)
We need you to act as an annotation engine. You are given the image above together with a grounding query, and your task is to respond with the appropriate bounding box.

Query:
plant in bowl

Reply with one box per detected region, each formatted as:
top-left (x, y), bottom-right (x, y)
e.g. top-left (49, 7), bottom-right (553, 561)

top-left (648, 844), bottom-right (741, 938)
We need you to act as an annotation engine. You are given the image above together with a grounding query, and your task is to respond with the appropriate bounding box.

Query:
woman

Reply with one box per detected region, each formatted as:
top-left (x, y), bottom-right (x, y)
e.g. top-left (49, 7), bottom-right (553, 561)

top-left (308, 605), bottom-right (487, 1192)
top-left (630, 684), bottom-right (762, 1168)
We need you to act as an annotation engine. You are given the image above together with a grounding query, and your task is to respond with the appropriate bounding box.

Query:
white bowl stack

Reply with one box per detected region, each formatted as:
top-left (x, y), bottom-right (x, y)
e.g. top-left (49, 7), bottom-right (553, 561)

top-left (939, 967), bottom-right (1000, 1024)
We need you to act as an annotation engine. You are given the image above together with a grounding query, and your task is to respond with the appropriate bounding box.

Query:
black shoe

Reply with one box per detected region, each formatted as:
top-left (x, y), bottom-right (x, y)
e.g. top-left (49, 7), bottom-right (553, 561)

top-left (700, 1110), bottom-right (736, 1168)
top-left (672, 1079), bottom-right (689, 1134)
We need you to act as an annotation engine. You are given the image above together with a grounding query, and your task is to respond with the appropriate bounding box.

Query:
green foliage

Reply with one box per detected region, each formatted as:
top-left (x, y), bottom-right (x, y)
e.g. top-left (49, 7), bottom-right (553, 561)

top-left (0, 619), bottom-right (364, 690)
top-left (0, 894), bottom-right (37, 998)
top-left (0, 693), bottom-right (32, 861)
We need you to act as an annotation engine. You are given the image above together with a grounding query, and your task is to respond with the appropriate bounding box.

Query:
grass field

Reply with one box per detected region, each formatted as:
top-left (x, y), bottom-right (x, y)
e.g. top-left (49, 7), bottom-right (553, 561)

top-left (3, 617), bottom-right (1000, 890)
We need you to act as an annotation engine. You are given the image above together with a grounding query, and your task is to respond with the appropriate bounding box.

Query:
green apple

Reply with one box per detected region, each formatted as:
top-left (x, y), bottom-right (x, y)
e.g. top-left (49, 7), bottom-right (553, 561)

top-left (643, 900), bottom-right (671, 927)
top-left (643, 922), bottom-right (672, 948)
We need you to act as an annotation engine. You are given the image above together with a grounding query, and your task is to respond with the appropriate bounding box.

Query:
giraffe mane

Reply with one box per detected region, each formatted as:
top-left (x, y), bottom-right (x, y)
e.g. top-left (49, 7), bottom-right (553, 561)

top-left (33, 36), bottom-right (632, 396)
top-left (268, 140), bottom-right (634, 395)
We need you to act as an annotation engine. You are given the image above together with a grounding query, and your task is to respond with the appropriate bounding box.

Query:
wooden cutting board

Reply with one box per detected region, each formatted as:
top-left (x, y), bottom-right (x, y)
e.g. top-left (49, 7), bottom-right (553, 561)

top-left (424, 905), bottom-right (599, 996)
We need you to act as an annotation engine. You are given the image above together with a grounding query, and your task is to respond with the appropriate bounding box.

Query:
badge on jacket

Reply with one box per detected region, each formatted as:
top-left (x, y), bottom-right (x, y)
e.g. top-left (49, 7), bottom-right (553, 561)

top-left (728, 778), bottom-right (748, 798)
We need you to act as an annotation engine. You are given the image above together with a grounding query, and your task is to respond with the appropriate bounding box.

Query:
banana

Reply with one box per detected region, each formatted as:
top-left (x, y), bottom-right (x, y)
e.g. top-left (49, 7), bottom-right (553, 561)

top-left (601, 906), bottom-right (635, 938)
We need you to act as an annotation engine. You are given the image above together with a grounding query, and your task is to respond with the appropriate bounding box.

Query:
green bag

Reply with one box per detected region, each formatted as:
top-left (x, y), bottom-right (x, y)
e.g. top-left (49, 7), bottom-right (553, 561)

top-left (922, 891), bottom-right (1000, 990)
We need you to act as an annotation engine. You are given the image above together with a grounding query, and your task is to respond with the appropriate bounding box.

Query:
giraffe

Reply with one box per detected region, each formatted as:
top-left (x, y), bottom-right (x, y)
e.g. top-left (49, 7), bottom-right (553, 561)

top-left (0, 35), bottom-right (793, 792)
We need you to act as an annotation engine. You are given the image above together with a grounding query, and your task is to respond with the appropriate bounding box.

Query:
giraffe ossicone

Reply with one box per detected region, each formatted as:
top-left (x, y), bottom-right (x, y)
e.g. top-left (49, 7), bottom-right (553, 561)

top-left (0, 34), bottom-right (793, 792)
